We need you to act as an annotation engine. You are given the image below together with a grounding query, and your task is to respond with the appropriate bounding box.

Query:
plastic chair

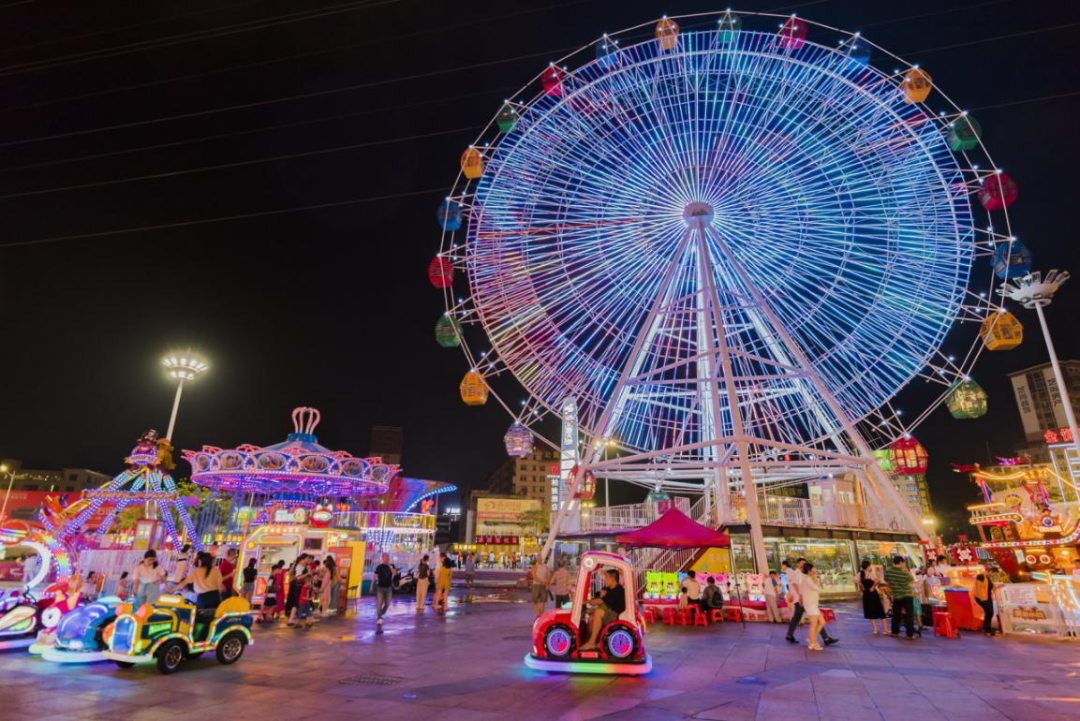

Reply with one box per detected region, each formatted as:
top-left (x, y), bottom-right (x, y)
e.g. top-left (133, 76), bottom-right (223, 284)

top-left (933, 611), bottom-right (958, 639)
top-left (677, 609), bottom-right (693, 626)
top-left (693, 608), bottom-right (709, 627)
top-left (724, 607), bottom-right (742, 623)
top-left (643, 607), bottom-right (657, 624)
top-left (662, 607), bottom-right (676, 624)
top-left (710, 608), bottom-right (724, 623)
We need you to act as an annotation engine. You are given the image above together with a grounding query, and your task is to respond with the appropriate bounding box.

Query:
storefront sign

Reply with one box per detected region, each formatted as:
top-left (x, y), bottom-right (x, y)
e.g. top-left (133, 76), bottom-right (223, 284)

top-left (476, 535), bottom-right (520, 545)
top-left (476, 498), bottom-right (540, 521)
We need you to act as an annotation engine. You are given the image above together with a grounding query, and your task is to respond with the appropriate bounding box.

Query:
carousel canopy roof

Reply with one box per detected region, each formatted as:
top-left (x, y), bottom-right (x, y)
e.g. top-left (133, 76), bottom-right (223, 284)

top-left (183, 407), bottom-right (398, 498)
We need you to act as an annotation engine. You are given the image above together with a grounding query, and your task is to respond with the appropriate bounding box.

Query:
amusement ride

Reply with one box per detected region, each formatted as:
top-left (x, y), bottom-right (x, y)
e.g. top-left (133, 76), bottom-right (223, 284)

top-left (430, 10), bottom-right (1028, 570)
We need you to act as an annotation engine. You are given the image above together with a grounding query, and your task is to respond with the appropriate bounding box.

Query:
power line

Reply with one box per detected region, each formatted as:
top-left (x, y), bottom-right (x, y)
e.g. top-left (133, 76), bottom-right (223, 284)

top-left (0, 46), bottom-right (576, 150)
top-left (0, 0), bottom-right (595, 116)
top-left (973, 88), bottom-right (1080, 112)
top-left (0, 187), bottom-right (446, 250)
top-left (0, 0), bottom-right (401, 77)
top-left (904, 20), bottom-right (1080, 58)
top-left (0, 126), bottom-right (476, 201)
top-left (0, 0), bottom-right (267, 57)
top-left (0, 87), bottom-right (516, 175)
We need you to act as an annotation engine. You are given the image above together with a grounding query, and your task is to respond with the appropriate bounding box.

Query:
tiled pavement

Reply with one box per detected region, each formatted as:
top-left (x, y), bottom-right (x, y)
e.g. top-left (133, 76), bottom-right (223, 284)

top-left (3, 590), bottom-right (1079, 721)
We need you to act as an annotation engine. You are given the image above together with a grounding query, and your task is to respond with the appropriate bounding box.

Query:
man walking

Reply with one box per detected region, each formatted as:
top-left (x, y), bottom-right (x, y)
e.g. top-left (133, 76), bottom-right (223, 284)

top-left (464, 553), bottom-right (476, 589)
top-left (884, 555), bottom-right (917, 639)
top-left (373, 553), bottom-right (395, 628)
top-left (764, 570), bottom-right (783, 623)
top-left (531, 558), bottom-right (552, 617)
top-left (785, 558), bottom-right (838, 645)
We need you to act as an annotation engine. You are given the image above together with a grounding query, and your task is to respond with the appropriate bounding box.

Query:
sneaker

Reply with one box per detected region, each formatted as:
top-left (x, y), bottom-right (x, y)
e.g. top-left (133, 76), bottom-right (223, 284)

top-left (785, 635), bottom-right (798, 644)
top-left (824, 638), bottom-right (839, 646)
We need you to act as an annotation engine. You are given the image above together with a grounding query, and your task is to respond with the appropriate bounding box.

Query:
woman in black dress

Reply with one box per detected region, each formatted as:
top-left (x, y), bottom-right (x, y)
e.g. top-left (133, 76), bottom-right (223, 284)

top-left (858, 560), bottom-right (886, 635)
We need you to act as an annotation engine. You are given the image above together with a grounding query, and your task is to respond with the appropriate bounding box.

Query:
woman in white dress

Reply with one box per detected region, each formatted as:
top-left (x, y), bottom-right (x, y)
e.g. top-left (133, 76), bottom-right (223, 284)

top-left (801, 562), bottom-right (824, 651)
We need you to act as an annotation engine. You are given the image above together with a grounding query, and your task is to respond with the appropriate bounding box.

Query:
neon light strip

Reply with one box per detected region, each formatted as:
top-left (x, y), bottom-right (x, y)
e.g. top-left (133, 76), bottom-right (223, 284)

top-left (523, 653), bottom-right (652, 675)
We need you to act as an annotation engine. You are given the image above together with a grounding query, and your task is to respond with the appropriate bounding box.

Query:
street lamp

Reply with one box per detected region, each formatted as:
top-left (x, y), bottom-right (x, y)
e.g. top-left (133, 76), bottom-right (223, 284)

top-left (0, 464), bottom-right (16, 525)
top-left (162, 350), bottom-right (209, 440)
top-left (998, 270), bottom-right (1080, 467)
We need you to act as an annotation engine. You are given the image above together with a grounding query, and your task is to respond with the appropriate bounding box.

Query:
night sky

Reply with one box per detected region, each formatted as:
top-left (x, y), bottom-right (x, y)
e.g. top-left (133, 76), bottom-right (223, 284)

top-left (0, 0), bottom-right (1077, 526)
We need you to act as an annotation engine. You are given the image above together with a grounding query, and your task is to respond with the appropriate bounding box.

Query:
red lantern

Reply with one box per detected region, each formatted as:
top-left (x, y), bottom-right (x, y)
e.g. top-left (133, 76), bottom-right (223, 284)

top-left (888, 437), bottom-right (928, 475)
top-left (541, 65), bottom-right (565, 97)
top-left (978, 172), bottom-right (1018, 211)
top-left (427, 257), bottom-right (454, 288)
top-left (779, 17), bottom-right (807, 50)
top-left (570, 465), bottom-right (596, 500)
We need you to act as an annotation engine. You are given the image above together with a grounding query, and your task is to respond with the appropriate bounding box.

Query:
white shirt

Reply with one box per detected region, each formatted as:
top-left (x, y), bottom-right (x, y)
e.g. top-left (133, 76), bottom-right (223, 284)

top-left (763, 577), bottom-right (778, 597)
top-left (171, 557), bottom-right (190, 584)
top-left (801, 574), bottom-right (821, 615)
top-left (134, 563), bottom-right (163, 585)
top-left (786, 568), bottom-right (803, 603)
top-left (684, 578), bottom-right (701, 601)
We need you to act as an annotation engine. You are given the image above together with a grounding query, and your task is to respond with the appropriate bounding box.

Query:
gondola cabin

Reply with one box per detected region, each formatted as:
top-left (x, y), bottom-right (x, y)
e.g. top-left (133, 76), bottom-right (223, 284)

top-left (888, 436), bottom-right (928, 475)
top-left (902, 68), bottom-right (932, 103)
top-left (655, 17), bottom-right (679, 50)
top-left (504, 421), bottom-right (534, 457)
top-left (718, 14), bottom-right (742, 43)
top-left (427, 257), bottom-right (454, 288)
top-left (541, 65), bottom-right (565, 97)
top-left (779, 17), bottom-right (807, 50)
top-left (460, 371), bottom-right (489, 406)
top-left (992, 242), bottom-right (1032, 280)
top-left (434, 316), bottom-right (461, 348)
top-left (461, 147), bottom-right (485, 180)
top-left (978, 172), bottom-right (1018, 211)
top-left (946, 380), bottom-right (988, 420)
top-left (436, 200), bottom-right (462, 231)
top-left (947, 115), bottom-right (981, 152)
top-left (979, 311), bottom-right (1023, 351)
top-left (496, 103), bottom-right (519, 133)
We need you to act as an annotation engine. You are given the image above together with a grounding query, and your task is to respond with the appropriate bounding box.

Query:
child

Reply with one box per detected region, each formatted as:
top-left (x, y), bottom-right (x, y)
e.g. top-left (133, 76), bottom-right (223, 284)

top-left (677, 586), bottom-right (689, 610)
top-left (294, 577), bottom-right (314, 629)
top-left (117, 571), bottom-right (131, 600)
top-left (260, 570), bottom-right (278, 623)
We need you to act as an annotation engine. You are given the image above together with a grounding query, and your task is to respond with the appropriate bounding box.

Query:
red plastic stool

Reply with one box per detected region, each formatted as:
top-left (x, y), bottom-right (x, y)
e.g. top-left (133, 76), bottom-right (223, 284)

top-left (693, 608), bottom-right (709, 627)
top-left (643, 607), bottom-right (657, 624)
top-left (662, 607), bottom-right (676, 624)
top-left (677, 609), bottom-right (693, 626)
top-left (821, 608), bottom-right (836, 623)
top-left (710, 609), bottom-right (725, 623)
top-left (933, 611), bottom-right (958, 639)
top-left (724, 607), bottom-right (742, 623)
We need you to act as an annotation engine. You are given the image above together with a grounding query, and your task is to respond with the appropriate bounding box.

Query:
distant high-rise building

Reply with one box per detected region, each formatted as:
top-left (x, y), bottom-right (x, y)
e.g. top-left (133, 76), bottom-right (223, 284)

top-left (368, 425), bottom-right (403, 465)
top-left (482, 447), bottom-right (560, 510)
top-left (1009, 361), bottom-right (1080, 442)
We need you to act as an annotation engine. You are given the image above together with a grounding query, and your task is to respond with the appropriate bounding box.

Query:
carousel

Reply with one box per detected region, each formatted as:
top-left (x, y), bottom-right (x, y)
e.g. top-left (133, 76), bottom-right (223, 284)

top-left (184, 408), bottom-right (454, 599)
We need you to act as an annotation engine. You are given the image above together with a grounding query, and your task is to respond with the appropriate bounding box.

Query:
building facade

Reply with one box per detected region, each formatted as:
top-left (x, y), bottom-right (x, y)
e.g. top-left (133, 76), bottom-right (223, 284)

top-left (0, 460), bottom-right (110, 493)
top-left (368, 425), bottom-right (403, 465)
top-left (1009, 361), bottom-right (1080, 442)
top-left (482, 448), bottom-right (561, 510)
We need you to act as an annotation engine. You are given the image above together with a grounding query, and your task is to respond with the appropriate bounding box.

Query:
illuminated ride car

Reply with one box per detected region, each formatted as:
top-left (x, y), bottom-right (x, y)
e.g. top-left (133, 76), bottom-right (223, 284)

top-left (41, 596), bottom-right (125, 663)
top-left (104, 595), bottom-right (254, 674)
top-left (525, 551), bottom-right (651, 675)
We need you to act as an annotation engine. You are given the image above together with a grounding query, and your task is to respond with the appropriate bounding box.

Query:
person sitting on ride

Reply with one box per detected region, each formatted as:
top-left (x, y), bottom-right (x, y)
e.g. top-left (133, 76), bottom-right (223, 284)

top-left (579, 569), bottom-right (626, 652)
top-left (170, 552), bottom-right (223, 611)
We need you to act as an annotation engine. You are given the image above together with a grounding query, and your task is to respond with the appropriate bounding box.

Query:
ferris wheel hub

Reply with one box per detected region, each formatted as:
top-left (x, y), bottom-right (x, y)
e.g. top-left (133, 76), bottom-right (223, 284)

top-left (682, 201), bottom-right (715, 226)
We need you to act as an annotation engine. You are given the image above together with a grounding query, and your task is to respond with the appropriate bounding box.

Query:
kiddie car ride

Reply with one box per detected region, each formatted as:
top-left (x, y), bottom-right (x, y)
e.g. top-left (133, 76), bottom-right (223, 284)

top-left (104, 595), bottom-right (254, 674)
top-left (41, 596), bottom-right (124, 663)
top-left (0, 580), bottom-right (81, 652)
top-left (525, 551), bottom-right (651, 675)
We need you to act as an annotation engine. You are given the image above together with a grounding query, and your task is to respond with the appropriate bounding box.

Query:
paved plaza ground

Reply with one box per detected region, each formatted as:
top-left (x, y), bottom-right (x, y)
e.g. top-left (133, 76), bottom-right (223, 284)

top-left (3, 588), bottom-right (1079, 721)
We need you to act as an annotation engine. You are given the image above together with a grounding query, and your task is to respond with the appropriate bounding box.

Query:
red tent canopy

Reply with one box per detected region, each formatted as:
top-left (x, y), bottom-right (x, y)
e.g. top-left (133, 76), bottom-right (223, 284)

top-left (615, 508), bottom-right (730, 549)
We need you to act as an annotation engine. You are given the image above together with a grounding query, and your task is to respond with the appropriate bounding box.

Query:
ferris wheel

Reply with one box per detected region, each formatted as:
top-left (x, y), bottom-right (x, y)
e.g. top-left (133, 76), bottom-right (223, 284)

top-left (429, 11), bottom-right (1024, 547)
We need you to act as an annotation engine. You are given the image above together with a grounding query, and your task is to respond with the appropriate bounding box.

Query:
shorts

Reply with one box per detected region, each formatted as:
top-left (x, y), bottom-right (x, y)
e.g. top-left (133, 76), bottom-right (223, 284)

top-left (296, 603), bottom-right (313, 620)
top-left (532, 584), bottom-right (548, 603)
top-left (242, 582), bottom-right (255, 595)
top-left (601, 606), bottom-right (619, 626)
